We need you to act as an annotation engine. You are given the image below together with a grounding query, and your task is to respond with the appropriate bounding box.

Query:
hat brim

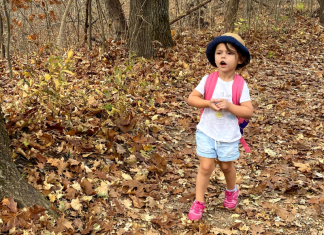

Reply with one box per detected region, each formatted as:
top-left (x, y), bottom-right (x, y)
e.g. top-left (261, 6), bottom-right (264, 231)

top-left (206, 36), bottom-right (251, 68)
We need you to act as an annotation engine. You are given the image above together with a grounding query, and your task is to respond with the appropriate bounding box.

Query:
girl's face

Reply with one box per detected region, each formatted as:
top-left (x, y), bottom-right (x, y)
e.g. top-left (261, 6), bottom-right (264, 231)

top-left (214, 43), bottom-right (242, 72)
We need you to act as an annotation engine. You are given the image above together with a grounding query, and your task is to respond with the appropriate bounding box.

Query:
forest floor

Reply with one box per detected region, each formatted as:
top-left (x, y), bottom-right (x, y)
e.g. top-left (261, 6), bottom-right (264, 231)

top-left (0, 14), bottom-right (324, 235)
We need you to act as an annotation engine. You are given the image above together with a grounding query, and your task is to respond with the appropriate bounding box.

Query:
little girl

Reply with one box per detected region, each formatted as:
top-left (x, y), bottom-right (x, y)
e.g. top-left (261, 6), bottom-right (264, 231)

top-left (187, 33), bottom-right (253, 221)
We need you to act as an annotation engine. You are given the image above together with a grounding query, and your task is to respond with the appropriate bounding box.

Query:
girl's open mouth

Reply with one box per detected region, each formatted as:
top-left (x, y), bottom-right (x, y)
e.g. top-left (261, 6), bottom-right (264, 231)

top-left (220, 61), bottom-right (227, 67)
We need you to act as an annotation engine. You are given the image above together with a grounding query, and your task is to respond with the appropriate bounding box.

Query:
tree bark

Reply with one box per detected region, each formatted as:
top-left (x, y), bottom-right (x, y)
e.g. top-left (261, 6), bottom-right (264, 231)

top-left (224, 0), bottom-right (240, 33)
top-left (129, 0), bottom-right (174, 58)
top-left (75, 0), bottom-right (80, 43)
top-left (88, 0), bottom-right (92, 50)
top-left (0, 108), bottom-right (58, 217)
top-left (318, 0), bottom-right (324, 24)
top-left (104, 0), bottom-right (128, 41)
top-left (84, 0), bottom-right (90, 44)
top-left (57, 0), bottom-right (74, 48)
top-left (151, 0), bottom-right (174, 47)
top-left (96, 0), bottom-right (107, 48)
top-left (129, 0), bottom-right (154, 58)
top-left (0, 10), bottom-right (5, 58)
top-left (2, 0), bottom-right (12, 80)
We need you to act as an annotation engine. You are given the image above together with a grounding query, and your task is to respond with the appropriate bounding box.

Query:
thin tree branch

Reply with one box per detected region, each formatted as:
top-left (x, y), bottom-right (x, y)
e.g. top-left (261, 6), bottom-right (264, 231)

top-left (2, 0), bottom-right (13, 79)
top-left (170, 0), bottom-right (213, 25)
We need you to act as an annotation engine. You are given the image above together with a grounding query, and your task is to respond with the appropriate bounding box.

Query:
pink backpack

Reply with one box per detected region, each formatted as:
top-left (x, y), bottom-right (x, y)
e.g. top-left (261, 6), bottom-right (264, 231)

top-left (200, 71), bottom-right (251, 153)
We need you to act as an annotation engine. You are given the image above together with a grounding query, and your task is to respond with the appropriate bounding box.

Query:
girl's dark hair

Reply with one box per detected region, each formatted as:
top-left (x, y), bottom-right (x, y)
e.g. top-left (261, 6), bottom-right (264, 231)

top-left (224, 43), bottom-right (249, 69)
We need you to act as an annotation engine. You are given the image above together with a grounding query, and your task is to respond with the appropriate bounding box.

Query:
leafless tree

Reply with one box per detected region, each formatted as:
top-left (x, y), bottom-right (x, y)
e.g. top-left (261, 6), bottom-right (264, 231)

top-left (57, 0), bottom-right (74, 47)
top-left (318, 0), bottom-right (324, 24)
top-left (2, 0), bottom-right (12, 79)
top-left (129, 0), bottom-right (174, 58)
top-left (104, 0), bottom-right (128, 41)
top-left (224, 0), bottom-right (240, 32)
top-left (0, 10), bottom-right (5, 58)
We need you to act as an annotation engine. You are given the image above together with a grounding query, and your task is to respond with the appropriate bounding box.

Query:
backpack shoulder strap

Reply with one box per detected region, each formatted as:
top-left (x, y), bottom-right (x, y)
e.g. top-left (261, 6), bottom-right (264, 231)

top-left (200, 71), bottom-right (219, 117)
top-left (232, 74), bottom-right (245, 106)
top-left (204, 71), bottom-right (219, 101)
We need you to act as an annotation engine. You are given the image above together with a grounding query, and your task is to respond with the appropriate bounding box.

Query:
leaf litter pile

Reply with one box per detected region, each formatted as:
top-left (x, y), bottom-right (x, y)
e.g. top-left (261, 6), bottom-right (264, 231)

top-left (0, 15), bottom-right (324, 234)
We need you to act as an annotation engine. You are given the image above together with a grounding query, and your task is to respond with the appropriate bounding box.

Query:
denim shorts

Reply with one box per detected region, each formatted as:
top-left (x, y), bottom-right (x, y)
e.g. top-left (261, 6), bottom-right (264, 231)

top-left (196, 129), bottom-right (240, 162)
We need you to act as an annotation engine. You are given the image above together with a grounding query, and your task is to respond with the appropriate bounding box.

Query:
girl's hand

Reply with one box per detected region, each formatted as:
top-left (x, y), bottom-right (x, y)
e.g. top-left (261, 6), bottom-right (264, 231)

top-left (208, 99), bottom-right (221, 111)
top-left (214, 98), bottom-right (231, 110)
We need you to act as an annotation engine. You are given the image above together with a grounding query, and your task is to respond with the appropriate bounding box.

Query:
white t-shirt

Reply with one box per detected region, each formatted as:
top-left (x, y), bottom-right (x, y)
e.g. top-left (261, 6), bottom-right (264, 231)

top-left (195, 75), bottom-right (251, 142)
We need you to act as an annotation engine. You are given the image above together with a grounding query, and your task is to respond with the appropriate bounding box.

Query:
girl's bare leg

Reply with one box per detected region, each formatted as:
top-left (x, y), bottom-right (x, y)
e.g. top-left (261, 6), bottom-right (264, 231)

top-left (195, 157), bottom-right (215, 202)
top-left (218, 161), bottom-right (236, 190)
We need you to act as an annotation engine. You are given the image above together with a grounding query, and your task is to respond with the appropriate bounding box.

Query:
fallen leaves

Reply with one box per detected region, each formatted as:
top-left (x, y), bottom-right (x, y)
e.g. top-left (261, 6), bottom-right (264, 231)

top-left (0, 198), bottom-right (46, 233)
top-left (1, 12), bottom-right (324, 235)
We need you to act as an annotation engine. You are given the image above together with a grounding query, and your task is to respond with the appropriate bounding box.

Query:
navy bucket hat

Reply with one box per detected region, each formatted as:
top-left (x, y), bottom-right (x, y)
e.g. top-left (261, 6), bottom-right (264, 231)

top-left (206, 33), bottom-right (251, 69)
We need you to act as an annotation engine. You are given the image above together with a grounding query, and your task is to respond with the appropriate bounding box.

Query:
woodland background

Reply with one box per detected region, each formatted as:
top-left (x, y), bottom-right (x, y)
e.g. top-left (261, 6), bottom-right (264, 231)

top-left (0, 0), bottom-right (324, 234)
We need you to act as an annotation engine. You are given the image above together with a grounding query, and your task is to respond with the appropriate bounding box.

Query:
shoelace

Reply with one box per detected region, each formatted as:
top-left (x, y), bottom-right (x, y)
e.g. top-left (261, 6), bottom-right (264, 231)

top-left (226, 192), bottom-right (234, 201)
top-left (192, 202), bottom-right (203, 213)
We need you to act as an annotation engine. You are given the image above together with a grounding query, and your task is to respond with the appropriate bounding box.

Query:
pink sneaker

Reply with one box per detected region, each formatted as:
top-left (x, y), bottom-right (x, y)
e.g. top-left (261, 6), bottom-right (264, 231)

top-left (188, 201), bottom-right (205, 221)
top-left (223, 187), bottom-right (239, 210)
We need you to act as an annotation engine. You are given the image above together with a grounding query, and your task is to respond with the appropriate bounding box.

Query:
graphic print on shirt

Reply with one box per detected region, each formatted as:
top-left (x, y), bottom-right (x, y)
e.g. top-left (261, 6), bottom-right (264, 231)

top-left (228, 114), bottom-right (237, 120)
top-left (215, 91), bottom-right (231, 119)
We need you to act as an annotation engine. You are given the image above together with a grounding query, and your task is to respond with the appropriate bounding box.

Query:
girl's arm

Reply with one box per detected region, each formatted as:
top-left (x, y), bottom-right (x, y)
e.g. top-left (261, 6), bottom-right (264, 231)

top-left (214, 99), bottom-right (253, 119)
top-left (188, 90), bottom-right (220, 110)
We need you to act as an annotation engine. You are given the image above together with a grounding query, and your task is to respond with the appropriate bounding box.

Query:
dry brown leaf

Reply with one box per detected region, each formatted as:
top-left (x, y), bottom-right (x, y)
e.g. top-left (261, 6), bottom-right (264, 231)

top-left (116, 143), bottom-right (126, 154)
top-left (65, 188), bottom-right (78, 200)
top-left (251, 224), bottom-right (265, 235)
top-left (275, 206), bottom-right (295, 222)
top-left (210, 227), bottom-right (237, 234)
top-left (122, 199), bottom-right (133, 209)
top-left (88, 96), bottom-right (98, 106)
top-left (81, 178), bottom-right (95, 195)
top-left (293, 162), bottom-right (311, 172)
top-left (130, 195), bottom-right (144, 208)
top-left (96, 181), bottom-right (109, 197)
top-left (146, 196), bottom-right (156, 209)
top-left (199, 223), bottom-right (209, 235)
top-left (71, 198), bottom-right (82, 211)
top-left (113, 198), bottom-right (125, 214)
top-left (307, 196), bottom-right (324, 204)
top-left (8, 197), bottom-right (17, 213)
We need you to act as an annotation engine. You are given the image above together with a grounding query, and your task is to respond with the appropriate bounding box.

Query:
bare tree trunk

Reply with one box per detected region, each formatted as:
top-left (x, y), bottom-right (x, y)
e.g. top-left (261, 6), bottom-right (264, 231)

top-left (96, 0), bottom-right (107, 48)
top-left (275, 0), bottom-right (282, 27)
top-left (57, 0), bottom-right (74, 48)
top-left (0, 108), bottom-right (58, 217)
top-left (44, 1), bottom-right (53, 42)
top-left (254, 0), bottom-right (262, 32)
top-left (151, 0), bottom-right (174, 47)
top-left (129, 0), bottom-right (154, 58)
top-left (84, 0), bottom-right (90, 45)
top-left (224, 0), bottom-right (240, 33)
top-left (246, 0), bottom-right (252, 29)
top-left (2, 0), bottom-right (12, 80)
top-left (198, 0), bottom-right (201, 30)
top-left (175, 0), bottom-right (183, 32)
top-left (88, 0), bottom-right (92, 50)
top-left (104, 0), bottom-right (128, 41)
top-left (318, 0), bottom-right (324, 24)
top-left (0, 10), bottom-right (5, 59)
top-left (75, 0), bottom-right (80, 43)
top-left (129, 0), bottom-right (174, 58)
